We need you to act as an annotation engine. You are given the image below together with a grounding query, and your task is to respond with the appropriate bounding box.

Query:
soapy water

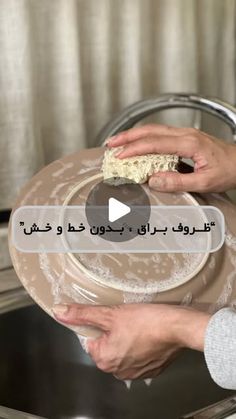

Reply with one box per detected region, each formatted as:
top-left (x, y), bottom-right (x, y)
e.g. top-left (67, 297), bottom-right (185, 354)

top-left (123, 379), bottom-right (152, 389)
top-left (123, 292), bottom-right (155, 303)
top-left (181, 292), bottom-right (193, 306)
top-left (38, 252), bottom-right (89, 305)
top-left (226, 232), bottom-right (236, 252)
top-left (76, 251), bottom-right (205, 294)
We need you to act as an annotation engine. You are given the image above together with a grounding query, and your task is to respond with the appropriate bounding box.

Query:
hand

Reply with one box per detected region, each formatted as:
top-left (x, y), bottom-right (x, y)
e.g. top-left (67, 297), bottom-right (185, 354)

top-left (53, 303), bottom-right (210, 380)
top-left (108, 125), bottom-right (236, 193)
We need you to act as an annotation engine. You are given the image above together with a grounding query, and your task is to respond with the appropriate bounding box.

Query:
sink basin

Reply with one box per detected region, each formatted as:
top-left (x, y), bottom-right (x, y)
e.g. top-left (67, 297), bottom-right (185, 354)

top-left (0, 305), bottom-right (233, 419)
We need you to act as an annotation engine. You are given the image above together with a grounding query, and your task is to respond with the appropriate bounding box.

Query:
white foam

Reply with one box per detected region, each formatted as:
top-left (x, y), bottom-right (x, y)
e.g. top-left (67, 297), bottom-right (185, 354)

top-left (124, 380), bottom-right (132, 389)
top-left (144, 378), bottom-right (153, 386)
top-left (181, 292), bottom-right (193, 306)
top-left (123, 292), bottom-right (155, 303)
top-left (77, 251), bottom-right (204, 294)
top-left (77, 335), bottom-right (89, 353)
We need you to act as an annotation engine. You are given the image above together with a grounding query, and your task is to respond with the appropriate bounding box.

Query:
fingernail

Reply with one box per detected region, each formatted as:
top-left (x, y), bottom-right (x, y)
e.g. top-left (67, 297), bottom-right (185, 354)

top-left (149, 176), bottom-right (165, 189)
top-left (53, 305), bottom-right (69, 316)
top-left (107, 135), bottom-right (117, 144)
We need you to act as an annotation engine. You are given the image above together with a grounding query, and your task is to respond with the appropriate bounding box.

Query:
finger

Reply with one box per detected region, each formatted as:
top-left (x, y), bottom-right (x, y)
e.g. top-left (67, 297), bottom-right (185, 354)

top-left (115, 136), bottom-right (196, 160)
top-left (87, 335), bottom-right (105, 359)
top-left (53, 304), bottom-right (113, 331)
top-left (88, 338), bottom-right (121, 373)
top-left (108, 125), bottom-right (189, 148)
top-left (148, 171), bottom-right (203, 192)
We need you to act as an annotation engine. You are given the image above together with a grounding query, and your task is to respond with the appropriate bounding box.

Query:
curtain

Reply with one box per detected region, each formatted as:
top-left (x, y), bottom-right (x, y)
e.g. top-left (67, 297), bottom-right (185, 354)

top-left (0, 0), bottom-right (235, 209)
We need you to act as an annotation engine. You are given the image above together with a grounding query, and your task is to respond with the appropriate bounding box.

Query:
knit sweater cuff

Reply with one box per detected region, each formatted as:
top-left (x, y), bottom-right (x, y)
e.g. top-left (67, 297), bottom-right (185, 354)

top-left (204, 307), bottom-right (236, 390)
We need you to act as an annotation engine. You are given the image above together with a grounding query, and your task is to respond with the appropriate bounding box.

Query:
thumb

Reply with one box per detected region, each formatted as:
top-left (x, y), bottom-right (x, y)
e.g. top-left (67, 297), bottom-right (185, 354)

top-left (148, 172), bottom-right (200, 193)
top-left (53, 304), bottom-right (113, 332)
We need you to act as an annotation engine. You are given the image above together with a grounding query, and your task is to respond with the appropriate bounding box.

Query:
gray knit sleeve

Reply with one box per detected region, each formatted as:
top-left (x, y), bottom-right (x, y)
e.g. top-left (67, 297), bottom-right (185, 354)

top-left (204, 307), bottom-right (236, 390)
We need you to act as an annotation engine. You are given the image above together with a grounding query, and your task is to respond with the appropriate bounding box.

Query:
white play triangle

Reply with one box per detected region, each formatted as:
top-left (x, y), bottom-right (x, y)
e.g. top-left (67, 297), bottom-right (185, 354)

top-left (108, 197), bottom-right (131, 223)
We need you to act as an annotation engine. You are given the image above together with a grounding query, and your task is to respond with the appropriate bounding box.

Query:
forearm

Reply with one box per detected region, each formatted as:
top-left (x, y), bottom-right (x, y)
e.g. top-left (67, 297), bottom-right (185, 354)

top-left (167, 307), bottom-right (211, 352)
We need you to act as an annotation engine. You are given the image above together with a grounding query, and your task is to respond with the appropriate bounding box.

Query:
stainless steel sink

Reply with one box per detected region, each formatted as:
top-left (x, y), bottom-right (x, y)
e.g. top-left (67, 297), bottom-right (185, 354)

top-left (0, 305), bottom-right (233, 419)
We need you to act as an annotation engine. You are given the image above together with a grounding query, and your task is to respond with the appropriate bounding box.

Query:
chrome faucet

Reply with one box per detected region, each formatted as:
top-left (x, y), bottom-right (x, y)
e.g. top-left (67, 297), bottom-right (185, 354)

top-left (96, 93), bottom-right (236, 145)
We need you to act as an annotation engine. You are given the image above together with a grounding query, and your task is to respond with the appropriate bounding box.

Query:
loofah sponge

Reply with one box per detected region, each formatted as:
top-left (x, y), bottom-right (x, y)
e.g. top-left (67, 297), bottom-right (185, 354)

top-left (102, 146), bottom-right (179, 185)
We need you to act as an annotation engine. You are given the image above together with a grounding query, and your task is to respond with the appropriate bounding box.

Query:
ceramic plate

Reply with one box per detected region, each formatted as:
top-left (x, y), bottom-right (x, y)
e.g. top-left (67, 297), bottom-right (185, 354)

top-left (9, 148), bottom-right (236, 337)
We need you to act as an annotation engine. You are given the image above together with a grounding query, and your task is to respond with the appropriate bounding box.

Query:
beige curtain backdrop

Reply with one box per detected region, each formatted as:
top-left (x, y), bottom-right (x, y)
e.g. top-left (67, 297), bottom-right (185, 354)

top-left (0, 0), bottom-right (235, 209)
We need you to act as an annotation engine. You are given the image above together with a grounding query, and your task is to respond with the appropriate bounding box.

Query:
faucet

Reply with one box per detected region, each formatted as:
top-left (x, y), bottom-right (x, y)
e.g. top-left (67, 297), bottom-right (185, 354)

top-left (96, 93), bottom-right (236, 145)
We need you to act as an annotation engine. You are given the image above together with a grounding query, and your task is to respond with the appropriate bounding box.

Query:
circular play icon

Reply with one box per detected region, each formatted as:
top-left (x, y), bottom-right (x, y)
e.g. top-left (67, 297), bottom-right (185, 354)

top-left (85, 178), bottom-right (151, 242)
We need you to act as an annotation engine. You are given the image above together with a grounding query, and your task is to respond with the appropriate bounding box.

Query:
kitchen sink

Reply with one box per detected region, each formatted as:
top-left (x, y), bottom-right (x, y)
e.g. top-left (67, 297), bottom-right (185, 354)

top-left (0, 305), bottom-right (233, 419)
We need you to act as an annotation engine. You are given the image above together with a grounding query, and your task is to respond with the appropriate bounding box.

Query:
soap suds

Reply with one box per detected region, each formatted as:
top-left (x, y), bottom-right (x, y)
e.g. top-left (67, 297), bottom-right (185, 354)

top-left (78, 252), bottom-right (205, 294)
top-left (181, 292), bottom-right (193, 306)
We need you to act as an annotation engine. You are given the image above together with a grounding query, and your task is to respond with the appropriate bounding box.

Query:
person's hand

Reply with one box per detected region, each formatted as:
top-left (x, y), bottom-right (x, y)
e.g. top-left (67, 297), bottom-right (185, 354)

top-left (107, 125), bottom-right (236, 193)
top-left (53, 303), bottom-right (210, 380)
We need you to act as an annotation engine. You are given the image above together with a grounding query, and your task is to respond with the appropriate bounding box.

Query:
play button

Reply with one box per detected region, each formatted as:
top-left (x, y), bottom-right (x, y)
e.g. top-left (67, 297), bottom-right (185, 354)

top-left (108, 198), bottom-right (131, 222)
top-left (85, 177), bottom-right (151, 242)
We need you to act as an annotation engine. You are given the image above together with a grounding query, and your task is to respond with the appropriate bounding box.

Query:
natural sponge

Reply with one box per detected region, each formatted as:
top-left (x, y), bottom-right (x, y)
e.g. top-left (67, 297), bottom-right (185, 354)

top-left (102, 146), bottom-right (179, 185)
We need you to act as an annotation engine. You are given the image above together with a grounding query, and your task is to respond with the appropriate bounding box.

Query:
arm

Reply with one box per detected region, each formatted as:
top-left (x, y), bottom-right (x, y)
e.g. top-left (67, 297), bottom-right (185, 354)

top-left (53, 303), bottom-right (236, 389)
top-left (53, 303), bottom-right (210, 380)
